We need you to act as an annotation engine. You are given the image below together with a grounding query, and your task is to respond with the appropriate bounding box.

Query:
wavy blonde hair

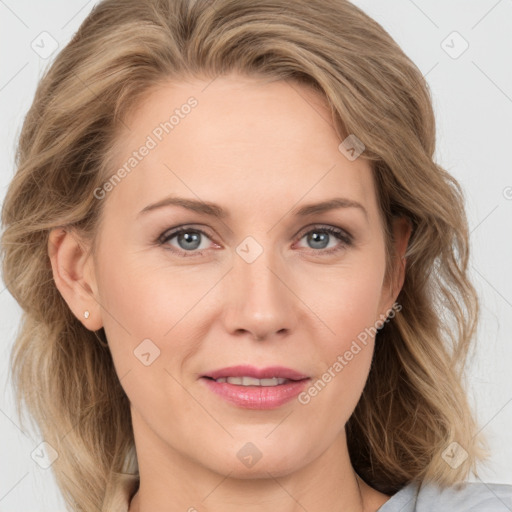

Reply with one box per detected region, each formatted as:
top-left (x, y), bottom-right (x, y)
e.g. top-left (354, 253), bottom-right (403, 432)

top-left (1, 0), bottom-right (487, 510)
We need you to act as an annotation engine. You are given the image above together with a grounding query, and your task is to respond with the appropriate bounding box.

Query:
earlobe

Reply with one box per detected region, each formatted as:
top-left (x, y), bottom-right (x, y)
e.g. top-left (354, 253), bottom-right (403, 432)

top-left (48, 227), bottom-right (103, 331)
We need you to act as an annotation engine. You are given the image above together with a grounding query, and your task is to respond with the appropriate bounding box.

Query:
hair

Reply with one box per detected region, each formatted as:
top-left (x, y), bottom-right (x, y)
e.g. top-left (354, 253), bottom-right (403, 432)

top-left (1, 0), bottom-right (487, 510)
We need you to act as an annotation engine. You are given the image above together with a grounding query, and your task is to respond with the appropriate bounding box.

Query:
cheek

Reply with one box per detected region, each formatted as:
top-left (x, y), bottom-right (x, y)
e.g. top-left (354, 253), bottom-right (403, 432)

top-left (93, 244), bottom-right (213, 399)
top-left (306, 250), bottom-right (386, 349)
top-left (95, 225), bottom-right (199, 339)
top-left (298, 252), bottom-right (386, 416)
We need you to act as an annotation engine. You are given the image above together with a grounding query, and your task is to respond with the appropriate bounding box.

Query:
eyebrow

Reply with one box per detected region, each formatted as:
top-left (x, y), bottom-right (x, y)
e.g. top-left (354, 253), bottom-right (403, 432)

top-left (138, 195), bottom-right (368, 221)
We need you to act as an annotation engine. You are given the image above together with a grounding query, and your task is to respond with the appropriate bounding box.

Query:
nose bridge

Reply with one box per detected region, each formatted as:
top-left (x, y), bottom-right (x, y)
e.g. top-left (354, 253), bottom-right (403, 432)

top-left (239, 248), bottom-right (282, 303)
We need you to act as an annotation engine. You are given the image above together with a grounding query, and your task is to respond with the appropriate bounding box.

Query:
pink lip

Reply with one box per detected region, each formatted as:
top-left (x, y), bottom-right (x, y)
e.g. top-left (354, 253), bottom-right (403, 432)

top-left (200, 365), bottom-right (310, 410)
top-left (202, 365), bottom-right (309, 381)
top-left (201, 378), bottom-right (310, 409)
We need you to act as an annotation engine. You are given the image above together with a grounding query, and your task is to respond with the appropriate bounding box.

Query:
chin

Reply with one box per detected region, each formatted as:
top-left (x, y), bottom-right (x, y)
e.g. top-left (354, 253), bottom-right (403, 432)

top-left (202, 443), bottom-right (313, 480)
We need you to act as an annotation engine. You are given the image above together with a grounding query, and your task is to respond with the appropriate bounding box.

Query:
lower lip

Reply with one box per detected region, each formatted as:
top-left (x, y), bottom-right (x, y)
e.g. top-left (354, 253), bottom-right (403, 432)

top-left (201, 377), bottom-right (310, 409)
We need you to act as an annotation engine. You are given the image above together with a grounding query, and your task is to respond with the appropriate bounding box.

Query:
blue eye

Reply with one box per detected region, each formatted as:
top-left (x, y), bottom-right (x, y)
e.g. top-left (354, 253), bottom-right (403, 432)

top-left (159, 227), bottom-right (213, 257)
top-left (158, 224), bottom-right (352, 257)
top-left (295, 225), bottom-right (352, 254)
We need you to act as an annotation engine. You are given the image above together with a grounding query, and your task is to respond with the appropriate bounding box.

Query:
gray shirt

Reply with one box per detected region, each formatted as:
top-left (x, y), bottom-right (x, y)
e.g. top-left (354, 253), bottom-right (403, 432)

top-left (377, 480), bottom-right (512, 511)
top-left (109, 474), bottom-right (512, 511)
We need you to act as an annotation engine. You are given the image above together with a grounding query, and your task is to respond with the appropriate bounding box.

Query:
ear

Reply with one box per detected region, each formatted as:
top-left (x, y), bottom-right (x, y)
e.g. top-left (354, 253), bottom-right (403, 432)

top-left (48, 227), bottom-right (103, 331)
top-left (378, 216), bottom-right (412, 316)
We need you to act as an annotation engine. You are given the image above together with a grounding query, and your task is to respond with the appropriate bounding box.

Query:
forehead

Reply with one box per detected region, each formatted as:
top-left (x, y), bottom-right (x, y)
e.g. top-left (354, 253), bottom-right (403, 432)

top-left (103, 73), bottom-right (378, 224)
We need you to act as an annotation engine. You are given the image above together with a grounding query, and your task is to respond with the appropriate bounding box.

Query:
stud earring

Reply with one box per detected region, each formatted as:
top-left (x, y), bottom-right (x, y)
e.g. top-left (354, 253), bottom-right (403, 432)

top-left (84, 310), bottom-right (90, 319)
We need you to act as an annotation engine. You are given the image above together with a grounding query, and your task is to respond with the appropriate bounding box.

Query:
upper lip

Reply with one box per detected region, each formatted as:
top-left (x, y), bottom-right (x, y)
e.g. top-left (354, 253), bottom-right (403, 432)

top-left (202, 365), bottom-right (309, 381)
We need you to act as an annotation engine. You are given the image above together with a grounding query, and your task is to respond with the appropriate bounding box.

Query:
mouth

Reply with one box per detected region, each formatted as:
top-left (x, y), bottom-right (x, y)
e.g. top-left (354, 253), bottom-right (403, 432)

top-left (202, 376), bottom-right (293, 386)
top-left (202, 364), bottom-right (309, 382)
top-left (200, 365), bottom-right (310, 409)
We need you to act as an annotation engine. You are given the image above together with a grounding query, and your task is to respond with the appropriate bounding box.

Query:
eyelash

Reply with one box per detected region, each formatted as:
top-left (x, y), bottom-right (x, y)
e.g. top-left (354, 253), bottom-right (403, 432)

top-left (157, 224), bottom-right (353, 258)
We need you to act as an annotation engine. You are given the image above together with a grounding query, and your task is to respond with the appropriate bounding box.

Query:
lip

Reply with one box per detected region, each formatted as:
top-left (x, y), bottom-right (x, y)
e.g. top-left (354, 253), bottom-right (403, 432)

top-left (202, 365), bottom-right (309, 381)
top-left (200, 365), bottom-right (310, 410)
top-left (201, 378), bottom-right (310, 409)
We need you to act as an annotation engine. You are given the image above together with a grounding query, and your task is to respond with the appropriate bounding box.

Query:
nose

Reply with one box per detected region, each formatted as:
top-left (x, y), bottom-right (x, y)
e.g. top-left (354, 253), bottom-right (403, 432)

top-left (222, 244), bottom-right (298, 342)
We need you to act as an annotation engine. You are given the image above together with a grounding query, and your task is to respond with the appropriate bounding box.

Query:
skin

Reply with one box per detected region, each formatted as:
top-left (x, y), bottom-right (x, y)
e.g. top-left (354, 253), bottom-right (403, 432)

top-left (48, 73), bottom-right (411, 512)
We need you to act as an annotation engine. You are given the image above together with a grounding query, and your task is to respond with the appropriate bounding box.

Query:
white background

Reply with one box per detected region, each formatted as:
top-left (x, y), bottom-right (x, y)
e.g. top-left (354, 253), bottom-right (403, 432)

top-left (1, 1), bottom-right (511, 510)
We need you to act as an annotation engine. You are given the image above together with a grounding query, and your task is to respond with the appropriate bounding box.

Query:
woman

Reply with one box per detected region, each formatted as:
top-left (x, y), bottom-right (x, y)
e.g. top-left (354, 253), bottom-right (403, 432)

top-left (1, 0), bottom-right (511, 511)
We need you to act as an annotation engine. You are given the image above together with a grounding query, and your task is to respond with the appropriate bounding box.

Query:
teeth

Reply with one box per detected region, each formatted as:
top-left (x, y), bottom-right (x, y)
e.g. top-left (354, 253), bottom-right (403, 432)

top-left (214, 376), bottom-right (288, 386)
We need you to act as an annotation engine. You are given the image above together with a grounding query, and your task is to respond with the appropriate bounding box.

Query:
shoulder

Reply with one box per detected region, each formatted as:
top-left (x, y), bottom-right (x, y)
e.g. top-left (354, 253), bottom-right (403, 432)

top-left (378, 480), bottom-right (512, 512)
top-left (416, 481), bottom-right (512, 511)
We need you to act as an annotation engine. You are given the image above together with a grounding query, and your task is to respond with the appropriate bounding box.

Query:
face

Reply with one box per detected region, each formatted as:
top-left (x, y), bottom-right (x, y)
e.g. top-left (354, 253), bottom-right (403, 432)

top-left (84, 73), bottom-right (405, 479)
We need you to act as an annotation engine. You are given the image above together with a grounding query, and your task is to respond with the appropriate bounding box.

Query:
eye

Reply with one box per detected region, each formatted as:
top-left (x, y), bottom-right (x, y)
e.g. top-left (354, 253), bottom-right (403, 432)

top-left (158, 226), bottom-right (215, 257)
top-left (294, 225), bottom-right (353, 255)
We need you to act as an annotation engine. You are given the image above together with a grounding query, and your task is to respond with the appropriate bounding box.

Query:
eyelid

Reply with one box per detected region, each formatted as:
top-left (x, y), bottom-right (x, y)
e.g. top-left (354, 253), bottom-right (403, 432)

top-left (294, 223), bottom-right (353, 244)
top-left (158, 224), bottom-right (214, 245)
